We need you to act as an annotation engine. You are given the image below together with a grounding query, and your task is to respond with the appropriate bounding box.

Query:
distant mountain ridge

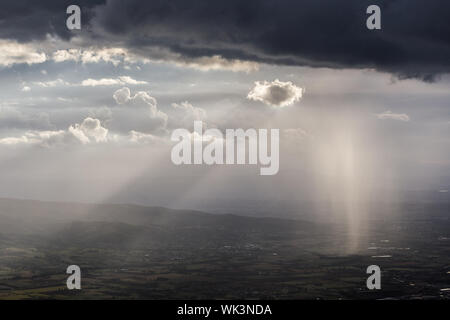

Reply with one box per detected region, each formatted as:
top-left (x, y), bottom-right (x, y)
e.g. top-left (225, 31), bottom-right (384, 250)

top-left (0, 198), bottom-right (316, 249)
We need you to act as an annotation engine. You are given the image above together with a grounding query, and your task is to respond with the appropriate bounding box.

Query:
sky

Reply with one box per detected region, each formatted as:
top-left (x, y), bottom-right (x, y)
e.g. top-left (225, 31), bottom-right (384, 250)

top-left (0, 0), bottom-right (449, 221)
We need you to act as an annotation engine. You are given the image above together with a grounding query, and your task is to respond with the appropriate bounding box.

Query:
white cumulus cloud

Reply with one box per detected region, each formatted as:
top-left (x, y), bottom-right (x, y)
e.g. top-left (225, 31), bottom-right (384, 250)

top-left (247, 79), bottom-right (304, 107)
top-left (0, 118), bottom-right (108, 147)
top-left (82, 76), bottom-right (148, 87)
top-left (0, 40), bottom-right (46, 67)
top-left (128, 130), bottom-right (162, 144)
top-left (52, 48), bottom-right (132, 66)
top-left (376, 110), bottom-right (410, 122)
top-left (69, 117), bottom-right (109, 143)
top-left (113, 87), bottom-right (133, 104)
top-left (171, 101), bottom-right (207, 128)
top-left (112, 87), bottom-right (168, 133)
top-left (34, 78), bottom-right (71, 88)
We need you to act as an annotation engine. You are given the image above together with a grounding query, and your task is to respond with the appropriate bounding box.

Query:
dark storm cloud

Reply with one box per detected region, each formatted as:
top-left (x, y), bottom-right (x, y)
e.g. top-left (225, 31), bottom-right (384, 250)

top-left (2, 0), bottom-right (450, 80)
